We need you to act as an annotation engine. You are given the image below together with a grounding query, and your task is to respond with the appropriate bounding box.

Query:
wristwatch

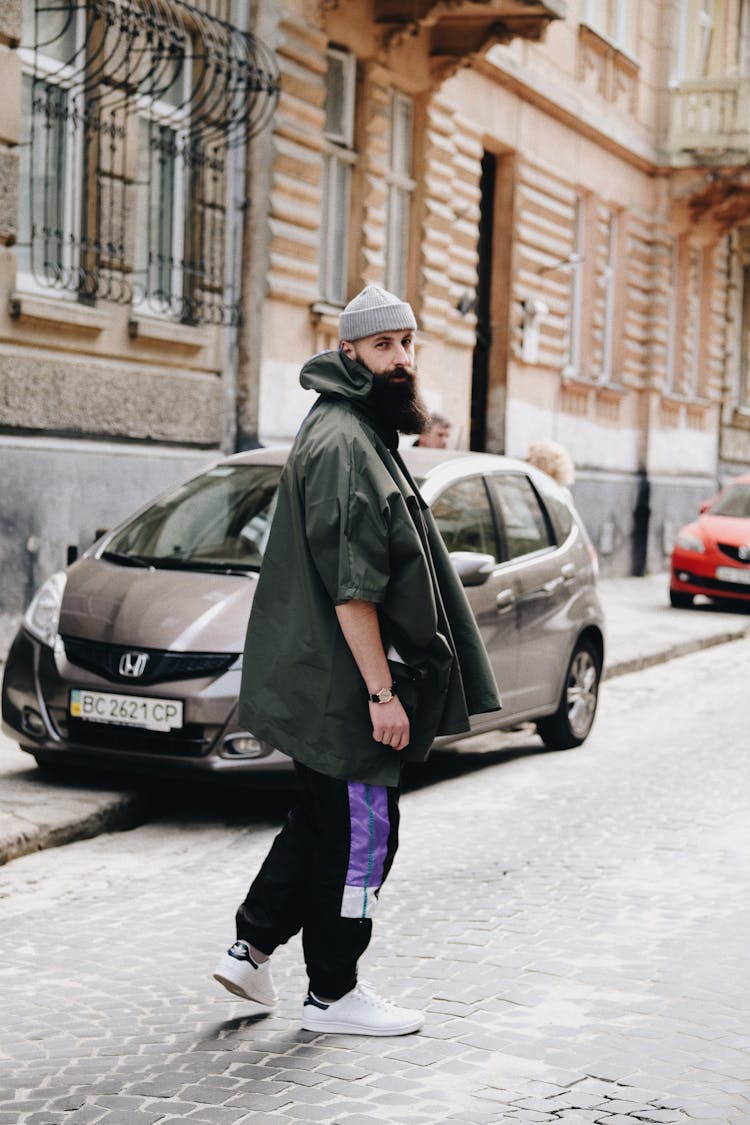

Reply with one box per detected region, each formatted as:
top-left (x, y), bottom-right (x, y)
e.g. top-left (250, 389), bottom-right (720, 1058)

top-left (369, 683), bottom-right (397, 704)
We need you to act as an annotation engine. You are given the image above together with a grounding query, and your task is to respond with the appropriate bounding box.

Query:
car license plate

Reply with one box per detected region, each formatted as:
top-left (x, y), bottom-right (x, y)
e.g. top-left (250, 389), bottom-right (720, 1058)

top-left (69, 689), bottom-right (183, 732)
top-left (716, 566), bottom-right (750, 586)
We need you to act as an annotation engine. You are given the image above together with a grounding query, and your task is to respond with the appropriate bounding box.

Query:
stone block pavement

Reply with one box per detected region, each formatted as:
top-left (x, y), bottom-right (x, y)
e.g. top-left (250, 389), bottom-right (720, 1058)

top-left (0, 577), bottom-right (750, 1123)
top-left (1, 580), bottom-right (750, 1125)
top-left (1, 634), bottom-right (750, 1124)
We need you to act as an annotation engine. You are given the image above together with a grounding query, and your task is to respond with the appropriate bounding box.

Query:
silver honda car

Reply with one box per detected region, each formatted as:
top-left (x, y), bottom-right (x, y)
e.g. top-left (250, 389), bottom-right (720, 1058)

top-left (2, 447), bottom-right (605, 779)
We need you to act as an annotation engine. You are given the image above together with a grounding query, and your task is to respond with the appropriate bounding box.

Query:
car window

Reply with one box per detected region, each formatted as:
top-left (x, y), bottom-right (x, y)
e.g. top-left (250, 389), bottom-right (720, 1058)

top-left (105, 465), bottom-right (282, 570)
top-left (430, 476), bottom-right (499, 560)
top-left (532, 474), bottom-right (574, 543)
top-left (488, 473), bottom-right (554, 560)
top-left (710, 483), bottom-right (750, 517)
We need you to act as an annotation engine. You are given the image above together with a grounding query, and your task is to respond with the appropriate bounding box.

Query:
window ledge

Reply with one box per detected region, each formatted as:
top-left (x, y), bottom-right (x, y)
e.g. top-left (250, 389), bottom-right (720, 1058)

top-left (10, 292), bottom-right (108, 334)
top-left (310, 300), bottom-right (344, 323)
top-left (729, 406), bottom-right (750, 430)
top-left (578, 22), bottom-right (640, 70)
top-left (128, 316), bottom-right (211, 351)
top-left (662, 393), bottom-right (712, 409)
top-left (310, 301), bottom-right (344, 351)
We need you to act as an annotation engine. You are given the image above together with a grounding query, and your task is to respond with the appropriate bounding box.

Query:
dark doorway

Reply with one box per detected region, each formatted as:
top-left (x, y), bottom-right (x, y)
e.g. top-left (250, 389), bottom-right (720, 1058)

top-left (471, 153), bottom-right (495, 451)
top-left (470, 150), bottom-right (515, 453)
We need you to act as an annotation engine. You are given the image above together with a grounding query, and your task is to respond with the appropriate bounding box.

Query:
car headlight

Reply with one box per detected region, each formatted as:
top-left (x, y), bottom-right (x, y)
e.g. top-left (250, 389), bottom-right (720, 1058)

top-left (24, 571), bottom-right (67, 648)
top-left (675, 532), bottom-right (706, 554)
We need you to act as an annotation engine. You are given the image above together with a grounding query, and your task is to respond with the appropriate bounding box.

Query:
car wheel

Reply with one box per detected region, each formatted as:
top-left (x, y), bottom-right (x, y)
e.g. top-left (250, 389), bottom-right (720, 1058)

top-left (536, 638), bottom-right (601, 751)
top-left (669, 588), bottom-right (694, 609)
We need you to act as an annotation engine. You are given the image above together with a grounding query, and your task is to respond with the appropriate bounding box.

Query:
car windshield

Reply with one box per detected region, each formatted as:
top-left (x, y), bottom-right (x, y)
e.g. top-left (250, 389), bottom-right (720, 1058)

top-left (709, 483), bottom-right (750, 518)
top-left (103, 465), bottom-right (282, 572)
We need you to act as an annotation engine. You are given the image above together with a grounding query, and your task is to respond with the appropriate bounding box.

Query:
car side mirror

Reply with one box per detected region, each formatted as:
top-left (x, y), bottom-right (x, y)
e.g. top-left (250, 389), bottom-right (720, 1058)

top-left (450, 551), bottom-right (496, 587)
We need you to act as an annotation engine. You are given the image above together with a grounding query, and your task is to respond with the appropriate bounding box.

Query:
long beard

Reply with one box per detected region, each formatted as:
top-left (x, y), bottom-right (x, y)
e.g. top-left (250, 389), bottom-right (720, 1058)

top-left (367, 367), bottom-right (430, 435)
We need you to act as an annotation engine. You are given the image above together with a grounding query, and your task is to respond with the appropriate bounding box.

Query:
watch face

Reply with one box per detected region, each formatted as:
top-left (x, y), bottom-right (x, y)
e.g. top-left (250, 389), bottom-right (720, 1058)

top-left (379, 689), bottom-right (393, 703)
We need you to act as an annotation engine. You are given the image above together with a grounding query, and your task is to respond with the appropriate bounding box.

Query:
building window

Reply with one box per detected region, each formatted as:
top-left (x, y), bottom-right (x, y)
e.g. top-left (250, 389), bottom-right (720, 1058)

top-left (133, 52), bottom-right (191, 318)
top-left (322, 47), bottom-right (356, 305)
top-left (17, 1), bottom-right (84, 294)
top-left (665, 239), bottom-right (679, 395)
top-left (740, 264), bottom-right (750, 408)
top-left (16, 0), bottom-right (279, 323)
top-left (385, 92), bottom-right (414, 298)
top-left (582, 0), bottom-right (638, 55)
top-left (686, 245), bottom-right (704, 398)
top-left (565, 196), bottom-right (586, 376)
top-left (671, 238), bottom-right (705, 399)
top-left (599, 207), bottom-right (618, 383)
top-left (677, 0), bottom-right (717, 78)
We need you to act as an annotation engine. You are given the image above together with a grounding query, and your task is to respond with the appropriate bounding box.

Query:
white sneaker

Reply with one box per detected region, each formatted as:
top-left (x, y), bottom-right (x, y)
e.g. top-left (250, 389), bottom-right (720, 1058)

top-left (213, 940), bottom-right (277, 1007)
top-left (301, 981), bottom-right (423, 1036)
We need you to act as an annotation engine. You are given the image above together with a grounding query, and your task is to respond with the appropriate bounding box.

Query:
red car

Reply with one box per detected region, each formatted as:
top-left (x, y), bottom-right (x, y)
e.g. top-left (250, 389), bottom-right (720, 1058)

top-left (670, 473), bottom-right (750, 608)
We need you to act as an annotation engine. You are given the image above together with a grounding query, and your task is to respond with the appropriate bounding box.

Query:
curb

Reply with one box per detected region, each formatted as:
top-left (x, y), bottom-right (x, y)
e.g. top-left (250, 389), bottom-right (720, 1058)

top-left (603, 625), bottom-right (750, 680)
top-left (0, 792), bottom-right (155, 866)
top-left (3, 626), bottom-right (748, 867)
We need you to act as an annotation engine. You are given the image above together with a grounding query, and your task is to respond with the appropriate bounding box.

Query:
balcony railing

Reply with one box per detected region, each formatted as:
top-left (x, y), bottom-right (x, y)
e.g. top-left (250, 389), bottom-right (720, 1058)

top-left (668, 77), bottom-right (750, 163)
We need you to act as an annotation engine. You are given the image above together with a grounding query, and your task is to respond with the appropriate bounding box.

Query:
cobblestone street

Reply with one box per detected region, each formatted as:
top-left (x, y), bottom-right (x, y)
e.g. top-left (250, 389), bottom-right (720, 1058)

top-left (1, 635), bottom-right (749, 1124)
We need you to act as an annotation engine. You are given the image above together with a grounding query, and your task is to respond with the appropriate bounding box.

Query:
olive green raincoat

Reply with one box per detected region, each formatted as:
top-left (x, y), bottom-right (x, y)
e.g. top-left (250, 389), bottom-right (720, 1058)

top-left (238, 350), bottom-right (501, 786)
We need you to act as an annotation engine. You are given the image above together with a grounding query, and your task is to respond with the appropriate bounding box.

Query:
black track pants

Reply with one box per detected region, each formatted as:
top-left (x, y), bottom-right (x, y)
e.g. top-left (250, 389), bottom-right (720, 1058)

top-left (235, 761), bottom-right (400, 1000)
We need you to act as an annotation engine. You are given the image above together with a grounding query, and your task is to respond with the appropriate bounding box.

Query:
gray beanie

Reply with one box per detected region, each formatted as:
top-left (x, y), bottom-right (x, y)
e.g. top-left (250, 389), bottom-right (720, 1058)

top-left (339, 284), bottom-right (417, 341)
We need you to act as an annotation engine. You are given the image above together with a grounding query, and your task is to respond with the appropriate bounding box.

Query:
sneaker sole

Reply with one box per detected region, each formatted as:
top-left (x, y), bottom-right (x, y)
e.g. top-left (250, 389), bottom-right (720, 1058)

top-left (301, 1015), bottom-right (423, 1036)
top-left (213, 968), bottom-right (277, 1007)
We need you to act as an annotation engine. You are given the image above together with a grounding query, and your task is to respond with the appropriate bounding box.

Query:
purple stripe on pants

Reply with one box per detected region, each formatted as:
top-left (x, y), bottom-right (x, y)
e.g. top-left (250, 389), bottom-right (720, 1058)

top-left (345, 783), bottom-right (390, 889)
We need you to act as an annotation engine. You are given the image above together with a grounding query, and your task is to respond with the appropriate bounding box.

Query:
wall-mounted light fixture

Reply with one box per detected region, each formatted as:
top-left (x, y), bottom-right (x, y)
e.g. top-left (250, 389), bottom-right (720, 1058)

top-left (521, 297), bottom-right (549, 363)
top-left (537, 253), bottom-right (583, 275)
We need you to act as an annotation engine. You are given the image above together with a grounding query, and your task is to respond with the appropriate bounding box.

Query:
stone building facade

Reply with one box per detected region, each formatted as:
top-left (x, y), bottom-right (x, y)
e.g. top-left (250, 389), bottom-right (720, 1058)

top-left (0, 0), bottom-right (562, 614)
top-left (441, 0), bottom-right (750, 576)
top-left (249, 0), bottom-right (750, 578)
top-left (2, 0), bottom-right (749, 615)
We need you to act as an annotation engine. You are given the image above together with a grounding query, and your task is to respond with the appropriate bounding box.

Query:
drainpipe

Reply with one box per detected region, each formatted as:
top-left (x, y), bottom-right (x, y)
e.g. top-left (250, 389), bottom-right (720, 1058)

top-left (233, 1), bottom-right (277, 451)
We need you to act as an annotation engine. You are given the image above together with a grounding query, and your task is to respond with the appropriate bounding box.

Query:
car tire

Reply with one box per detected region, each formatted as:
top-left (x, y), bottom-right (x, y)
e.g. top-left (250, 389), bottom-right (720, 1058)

top-left (536, 638), bottom-right (601, 751)
top-left (669, 588), bottom-right (694, 609)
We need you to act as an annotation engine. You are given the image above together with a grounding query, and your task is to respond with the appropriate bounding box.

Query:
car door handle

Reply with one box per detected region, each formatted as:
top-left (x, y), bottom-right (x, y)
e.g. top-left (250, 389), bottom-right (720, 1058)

top-left (540, 563), bottom-right (577, 594)
top-left (496, 588), bottom-right (516, 610)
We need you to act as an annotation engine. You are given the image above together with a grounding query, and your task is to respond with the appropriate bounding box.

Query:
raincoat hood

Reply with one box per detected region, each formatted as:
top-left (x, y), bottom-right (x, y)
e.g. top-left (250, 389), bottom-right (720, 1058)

top-left (300, 349), bottom-right (373, 401)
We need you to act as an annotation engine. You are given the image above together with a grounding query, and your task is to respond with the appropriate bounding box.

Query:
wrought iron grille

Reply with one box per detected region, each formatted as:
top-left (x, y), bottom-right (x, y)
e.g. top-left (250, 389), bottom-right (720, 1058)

top-left (18, 0), bottom-right (280, 324)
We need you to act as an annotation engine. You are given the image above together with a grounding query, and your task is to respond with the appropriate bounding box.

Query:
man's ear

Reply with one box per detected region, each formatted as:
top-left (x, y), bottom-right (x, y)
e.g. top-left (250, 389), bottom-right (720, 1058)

top-left (340, 340), bottom-right (355, 359)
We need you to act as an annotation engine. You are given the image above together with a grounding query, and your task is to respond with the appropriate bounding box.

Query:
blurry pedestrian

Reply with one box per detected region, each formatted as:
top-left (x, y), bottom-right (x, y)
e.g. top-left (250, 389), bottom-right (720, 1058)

top-left (527, 439), bottom-right (575, 488)
top-left (414, 411), bottom-right (452, 448)
top-left (213, 284), bottom-right (501, 1036)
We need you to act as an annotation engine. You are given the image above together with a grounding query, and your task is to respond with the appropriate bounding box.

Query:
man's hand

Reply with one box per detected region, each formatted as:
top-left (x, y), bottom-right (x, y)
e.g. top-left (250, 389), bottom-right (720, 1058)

top-left (369, 696), bottom-right (410, 751)
top-left (335, 599), bottom-right (411, 750)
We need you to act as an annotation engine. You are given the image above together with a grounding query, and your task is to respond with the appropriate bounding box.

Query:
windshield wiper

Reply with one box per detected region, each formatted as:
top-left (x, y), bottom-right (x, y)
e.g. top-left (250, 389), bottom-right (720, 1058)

top-left (148, 557), bottom-right (260, 576)
top-left (101, 551), bottom-right (154, 568)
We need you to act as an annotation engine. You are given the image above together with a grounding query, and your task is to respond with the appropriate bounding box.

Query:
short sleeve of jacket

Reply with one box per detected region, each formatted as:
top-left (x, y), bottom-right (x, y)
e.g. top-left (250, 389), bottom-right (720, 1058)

top-left (301, 421), bottom-right (391, 604)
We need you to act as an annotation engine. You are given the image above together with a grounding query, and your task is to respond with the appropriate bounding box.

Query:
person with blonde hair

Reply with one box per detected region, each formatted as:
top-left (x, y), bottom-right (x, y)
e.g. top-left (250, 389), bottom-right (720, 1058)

top-left (526, 440), bottom-right (575, 487)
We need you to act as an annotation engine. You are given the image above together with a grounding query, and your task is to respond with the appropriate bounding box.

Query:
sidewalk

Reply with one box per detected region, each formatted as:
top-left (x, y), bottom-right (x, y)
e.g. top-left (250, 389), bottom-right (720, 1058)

top-left (1, 572), bottom-right (749, 866)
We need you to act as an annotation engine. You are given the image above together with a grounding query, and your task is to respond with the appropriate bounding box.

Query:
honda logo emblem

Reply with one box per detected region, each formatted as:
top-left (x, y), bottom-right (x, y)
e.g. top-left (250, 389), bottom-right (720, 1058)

top-left (118, 651), bottom-right (149, 678)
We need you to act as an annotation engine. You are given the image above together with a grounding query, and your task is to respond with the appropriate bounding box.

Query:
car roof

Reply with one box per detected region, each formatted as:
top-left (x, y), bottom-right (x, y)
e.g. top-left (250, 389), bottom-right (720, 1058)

top-left (221, 443), bottom-right (539, 482)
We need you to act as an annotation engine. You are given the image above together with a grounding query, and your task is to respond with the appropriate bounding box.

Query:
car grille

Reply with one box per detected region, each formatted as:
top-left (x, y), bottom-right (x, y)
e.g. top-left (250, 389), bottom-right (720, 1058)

top-left (717, 543), bottom-right (750, 564)
top-left (65, 718), bottom-right (210, 757)
top-left (673, 570), bottom-right (750, 596)
top-left (61, 636), bottom-right (238, 686)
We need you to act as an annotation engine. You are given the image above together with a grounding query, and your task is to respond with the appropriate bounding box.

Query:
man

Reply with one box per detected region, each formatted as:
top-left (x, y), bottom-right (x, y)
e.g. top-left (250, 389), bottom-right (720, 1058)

top-left (213, 284), bottom-right (501, 1036)
top-left (414, 411), bottom-right (451, 448)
